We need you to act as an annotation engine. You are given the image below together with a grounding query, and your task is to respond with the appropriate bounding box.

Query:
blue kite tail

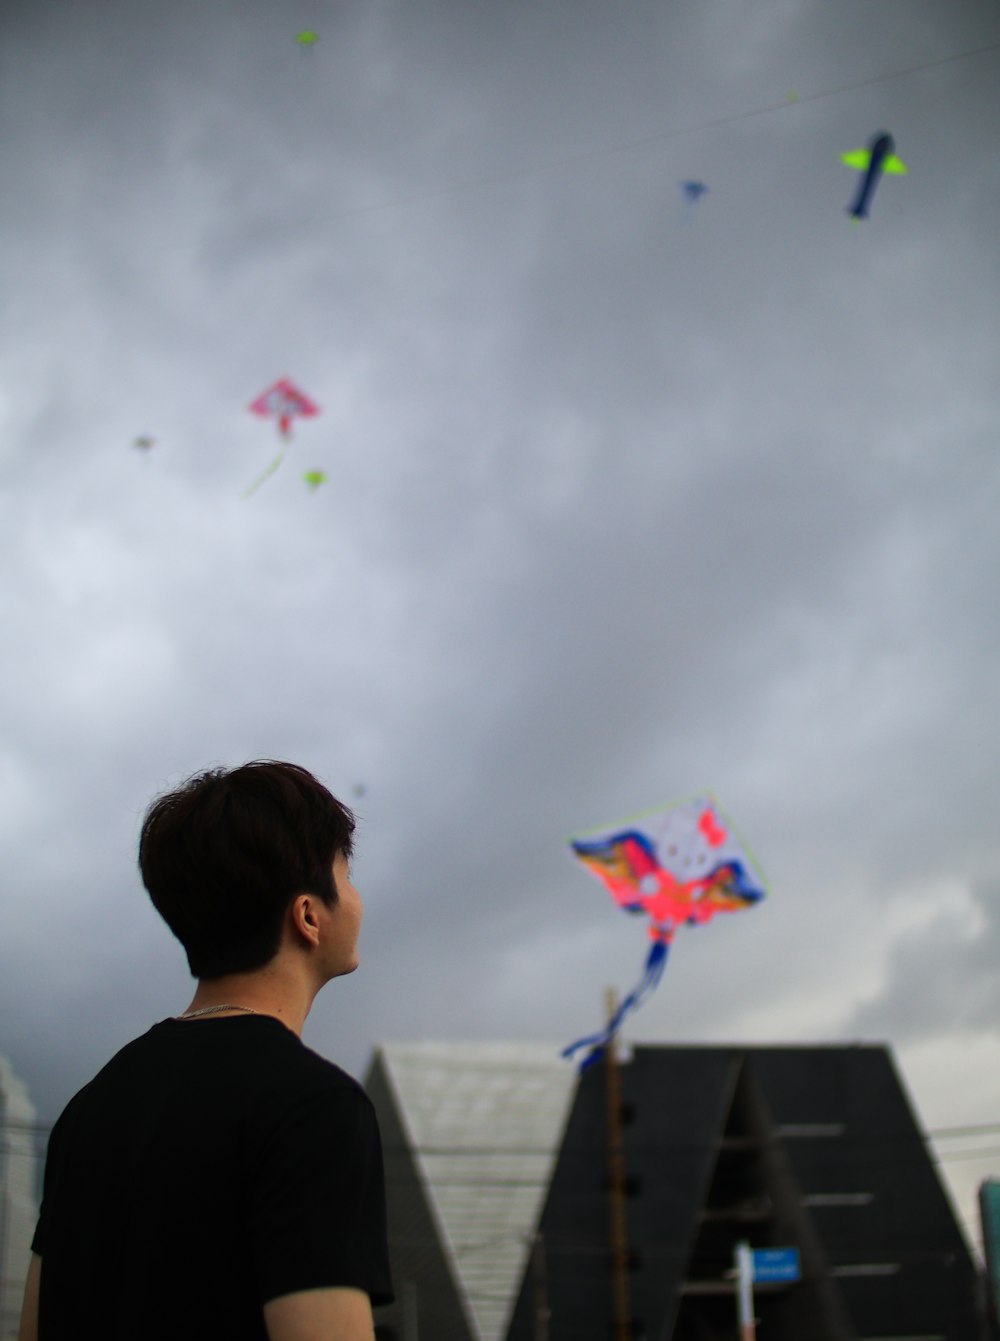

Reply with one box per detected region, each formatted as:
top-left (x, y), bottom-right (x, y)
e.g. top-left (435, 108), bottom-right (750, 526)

top-left (561, 940), bottom-right (669, 1072)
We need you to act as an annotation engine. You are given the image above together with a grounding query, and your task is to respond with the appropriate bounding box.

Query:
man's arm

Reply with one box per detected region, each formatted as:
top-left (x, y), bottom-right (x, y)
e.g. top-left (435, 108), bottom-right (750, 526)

top-left (264, 1285), bottom-right (374, 1341)
top-left (18, 1253), bottom-right (41, 1341)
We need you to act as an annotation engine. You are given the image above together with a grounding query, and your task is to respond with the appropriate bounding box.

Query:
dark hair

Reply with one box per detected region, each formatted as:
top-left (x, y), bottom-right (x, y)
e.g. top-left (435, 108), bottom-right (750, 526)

top-left (138, 760), bottom-right (355, 979)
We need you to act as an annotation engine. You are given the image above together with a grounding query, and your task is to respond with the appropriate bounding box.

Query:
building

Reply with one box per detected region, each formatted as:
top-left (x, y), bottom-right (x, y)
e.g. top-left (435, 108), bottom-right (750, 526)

top-left (366, 1042), bottom-right (577, 1341)
top-left (366, 1041), bottom-right (984, 1341)
top-left (0, 1056), bottom-right (38, 1341)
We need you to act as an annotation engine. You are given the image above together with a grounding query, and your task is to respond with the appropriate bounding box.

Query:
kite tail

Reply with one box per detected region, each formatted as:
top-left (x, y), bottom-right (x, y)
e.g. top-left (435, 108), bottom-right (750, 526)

top-left (561, 940), bottom-right (670, 1072)
top-left (242, 450), bottom-right (286, 499)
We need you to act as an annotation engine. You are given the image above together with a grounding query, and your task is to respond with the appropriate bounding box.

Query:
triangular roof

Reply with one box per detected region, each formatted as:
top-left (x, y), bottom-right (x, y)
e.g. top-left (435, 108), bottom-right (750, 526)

top-left (368, 1042), bottom-right (981, 1341)
top-left (367, 1041), bottom-right (577, 1341)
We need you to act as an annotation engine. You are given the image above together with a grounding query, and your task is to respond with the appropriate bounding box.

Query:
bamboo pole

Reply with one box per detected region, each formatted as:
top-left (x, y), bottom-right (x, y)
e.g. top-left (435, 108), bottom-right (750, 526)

top-left (604, 988), bottom-right (631, 1341)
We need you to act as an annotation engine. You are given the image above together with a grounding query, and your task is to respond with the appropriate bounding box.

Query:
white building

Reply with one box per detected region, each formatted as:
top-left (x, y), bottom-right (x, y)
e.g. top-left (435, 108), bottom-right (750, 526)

top-left (365, 1041), bottom-right (577, 1341)
top-left (0, 1056), bottom-right (38, 1341)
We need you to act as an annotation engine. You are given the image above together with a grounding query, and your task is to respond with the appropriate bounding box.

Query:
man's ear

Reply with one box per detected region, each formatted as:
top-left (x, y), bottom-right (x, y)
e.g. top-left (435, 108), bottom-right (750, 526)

top-left (290, 894), bottom-right (320, 944)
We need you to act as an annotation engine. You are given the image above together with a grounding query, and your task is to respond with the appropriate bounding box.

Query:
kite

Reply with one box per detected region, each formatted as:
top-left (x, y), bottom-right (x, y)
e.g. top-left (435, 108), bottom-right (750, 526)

top-left (248, 378), bottom-right (319, 439)
top-left (563, 795), bottom-right (766, 1069)
top-left (840, 131), bottom-right (907, 220)
top-left (244, 378), bottom-right (320, 498)
top-left (302, 469), bottom-right (327, 490)
top-left (680, 180), bottom-right (708, 205)
top-left (132, 435), bottom-right (155, 450)
top-left (679, 180), bottom-right (708, 224)
top-left (295, 30), bottom-right (319, 47)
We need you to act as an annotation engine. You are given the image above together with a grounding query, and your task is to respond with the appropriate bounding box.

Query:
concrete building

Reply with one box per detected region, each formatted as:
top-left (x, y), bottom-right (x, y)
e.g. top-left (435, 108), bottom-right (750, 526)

top-left (0, 1056), bottom-right (38, 1341)
top-left (366, 1041), bottom-right (984, 1341)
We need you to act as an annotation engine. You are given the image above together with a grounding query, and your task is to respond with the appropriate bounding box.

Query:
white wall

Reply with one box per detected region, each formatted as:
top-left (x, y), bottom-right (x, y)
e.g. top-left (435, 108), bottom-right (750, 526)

top-left (0, 1056), bottom-right (38, 1341)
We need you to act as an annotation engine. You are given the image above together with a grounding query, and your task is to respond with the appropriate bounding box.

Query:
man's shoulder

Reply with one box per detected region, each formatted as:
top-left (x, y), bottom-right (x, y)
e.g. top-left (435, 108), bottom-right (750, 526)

top-left (279, 1036), bottom-right (372, 1111)
top-left (55, 1019), bottom-right (367, 1128)
top-left (242, 1037), bottom-right (378, 1152)
top-left (154, 1017), bottom-right (367, 1097)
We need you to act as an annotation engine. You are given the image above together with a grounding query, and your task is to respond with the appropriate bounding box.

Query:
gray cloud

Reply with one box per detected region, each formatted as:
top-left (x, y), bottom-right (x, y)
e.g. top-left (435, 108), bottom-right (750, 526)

top-left (1, 0), bottom-right (999, 1243)
top-left (845, 874), bottom-right (1000, 1043)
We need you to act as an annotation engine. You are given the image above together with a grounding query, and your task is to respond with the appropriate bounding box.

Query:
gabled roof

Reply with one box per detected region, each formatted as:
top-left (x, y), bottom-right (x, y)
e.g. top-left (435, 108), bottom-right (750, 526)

top-left (370, 1042), bottom-right (981, 1341)
top-left (368, 1041), bottom-right (576, 1341)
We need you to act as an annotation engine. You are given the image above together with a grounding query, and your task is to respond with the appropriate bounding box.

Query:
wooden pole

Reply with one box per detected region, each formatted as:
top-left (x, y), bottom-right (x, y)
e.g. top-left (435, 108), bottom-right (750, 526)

top-left (604, 988), bottom-right (631, 1341)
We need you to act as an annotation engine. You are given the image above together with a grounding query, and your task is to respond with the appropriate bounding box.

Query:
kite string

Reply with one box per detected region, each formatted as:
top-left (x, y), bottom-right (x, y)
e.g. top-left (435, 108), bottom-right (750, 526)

top-left (241, 449), bottom-right (286, 499)
top-left (321, 37), bottom-right (1000, 225)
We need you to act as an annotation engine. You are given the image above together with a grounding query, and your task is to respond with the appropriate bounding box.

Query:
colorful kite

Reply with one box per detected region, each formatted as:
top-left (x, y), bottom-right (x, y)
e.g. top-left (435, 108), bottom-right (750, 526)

top-left (840, 131), bottom-right (907, 220)
top-left (302, 469), bottom-right (327, 491)
top-left (244, 378), bottom-right (320, 498)
top-left (563, 794), bottom-right (766, 1068)
top-left (295, 30), bottom-right (319, 48)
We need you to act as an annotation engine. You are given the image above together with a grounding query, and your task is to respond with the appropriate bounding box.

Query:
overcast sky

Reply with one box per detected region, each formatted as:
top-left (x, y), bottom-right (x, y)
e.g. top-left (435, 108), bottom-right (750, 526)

top-left (2, 0), bottom-right (999, 1252)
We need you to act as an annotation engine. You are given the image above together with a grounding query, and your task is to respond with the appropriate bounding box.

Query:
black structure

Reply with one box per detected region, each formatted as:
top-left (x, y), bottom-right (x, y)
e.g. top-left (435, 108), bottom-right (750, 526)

top-left (981, 1180), bottom-right (1000, 1340)
top-left (369, 1043), bottom-right (983, 1341)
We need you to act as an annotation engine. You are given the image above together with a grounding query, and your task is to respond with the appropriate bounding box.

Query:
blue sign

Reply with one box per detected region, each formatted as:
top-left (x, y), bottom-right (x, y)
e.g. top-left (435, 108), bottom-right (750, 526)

top-left (752, 1248), bottom-right (801, 1283)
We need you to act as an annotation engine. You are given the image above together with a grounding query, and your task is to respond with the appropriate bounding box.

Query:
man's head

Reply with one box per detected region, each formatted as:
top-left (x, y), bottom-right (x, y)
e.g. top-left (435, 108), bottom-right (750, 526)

top-left (138, 760), bottom-right (355, 979)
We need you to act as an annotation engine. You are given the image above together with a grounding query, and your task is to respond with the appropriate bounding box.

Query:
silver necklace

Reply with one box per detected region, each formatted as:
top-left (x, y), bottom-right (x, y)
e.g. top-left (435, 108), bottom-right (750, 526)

top-left (177, 1004), bottom-right (258, 1019)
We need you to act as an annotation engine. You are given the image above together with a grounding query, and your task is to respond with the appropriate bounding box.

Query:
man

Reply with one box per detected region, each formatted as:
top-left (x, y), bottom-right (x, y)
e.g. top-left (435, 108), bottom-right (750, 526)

top-left (20, 760), bottom-right (392, 1341)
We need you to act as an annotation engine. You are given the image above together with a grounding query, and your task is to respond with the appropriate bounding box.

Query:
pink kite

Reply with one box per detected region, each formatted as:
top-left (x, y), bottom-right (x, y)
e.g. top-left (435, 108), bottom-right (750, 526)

top-left (248, 378), bottom-right (320, 440)
top-left (243, 378), bottom-right (321, 498)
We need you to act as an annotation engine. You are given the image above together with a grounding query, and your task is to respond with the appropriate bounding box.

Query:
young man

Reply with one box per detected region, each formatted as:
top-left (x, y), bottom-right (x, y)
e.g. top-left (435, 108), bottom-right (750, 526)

top-left (20, 761), bottom-right (392, 1341)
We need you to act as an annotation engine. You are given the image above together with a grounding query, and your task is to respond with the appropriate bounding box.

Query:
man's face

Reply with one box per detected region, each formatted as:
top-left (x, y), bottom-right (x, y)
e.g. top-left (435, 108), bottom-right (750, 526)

top-left (322, 850), bottom-right (363, 979)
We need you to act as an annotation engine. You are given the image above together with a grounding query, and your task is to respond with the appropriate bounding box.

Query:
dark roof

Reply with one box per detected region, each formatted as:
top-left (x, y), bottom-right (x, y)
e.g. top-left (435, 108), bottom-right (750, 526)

top-left (505, 1044), bottom-right (982, 1341)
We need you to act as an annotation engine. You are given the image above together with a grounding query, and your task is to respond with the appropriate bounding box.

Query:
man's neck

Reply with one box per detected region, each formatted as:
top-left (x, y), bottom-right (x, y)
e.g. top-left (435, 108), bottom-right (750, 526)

top-left (181, 966), bottom-right (315, 1037)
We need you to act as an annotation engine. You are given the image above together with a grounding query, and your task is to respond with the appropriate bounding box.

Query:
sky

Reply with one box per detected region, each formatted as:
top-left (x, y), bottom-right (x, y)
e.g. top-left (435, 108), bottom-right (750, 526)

top-left (2, 0), bottom-right (999, 1257)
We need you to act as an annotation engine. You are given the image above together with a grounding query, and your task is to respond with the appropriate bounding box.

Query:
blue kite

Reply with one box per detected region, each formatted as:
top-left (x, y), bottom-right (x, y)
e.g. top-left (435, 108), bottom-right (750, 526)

top-left (840, 132), bottom-right (907, 220)
top-left (679, 180), bottom-right (709, 224)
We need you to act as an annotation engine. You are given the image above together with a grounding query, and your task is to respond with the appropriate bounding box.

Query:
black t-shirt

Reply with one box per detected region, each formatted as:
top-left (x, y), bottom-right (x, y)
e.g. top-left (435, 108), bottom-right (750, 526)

top-left (31, 1015), bottom-right (393, 1339)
